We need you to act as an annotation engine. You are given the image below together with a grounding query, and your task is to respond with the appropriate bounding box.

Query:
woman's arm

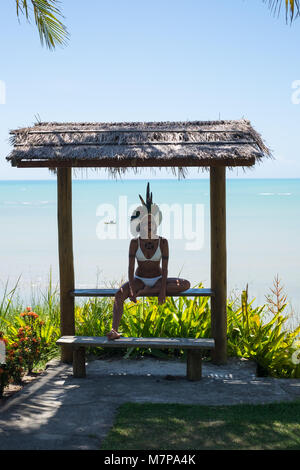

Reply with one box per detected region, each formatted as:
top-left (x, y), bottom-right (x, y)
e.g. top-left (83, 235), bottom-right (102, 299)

top-left (158, 238), bottom-right (169, 304)
top-left (128, 239), bottom-right (137, 301)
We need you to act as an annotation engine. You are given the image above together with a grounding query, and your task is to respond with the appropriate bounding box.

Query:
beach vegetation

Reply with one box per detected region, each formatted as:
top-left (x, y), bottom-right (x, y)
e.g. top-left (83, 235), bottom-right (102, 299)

top-left (0, 274), bottom-right (299, 396)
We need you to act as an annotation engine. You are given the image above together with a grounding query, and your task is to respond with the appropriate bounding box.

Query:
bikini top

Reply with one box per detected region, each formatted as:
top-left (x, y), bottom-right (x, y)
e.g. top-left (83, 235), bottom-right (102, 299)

top-left (136, 236), bottom-right (162, 262)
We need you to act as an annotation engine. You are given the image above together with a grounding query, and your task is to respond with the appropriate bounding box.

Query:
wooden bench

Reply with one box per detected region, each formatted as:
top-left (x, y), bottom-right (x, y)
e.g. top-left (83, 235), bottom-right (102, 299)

top-left (70, 288), bottom-right (214, 298)
top-left (57, 287), bottom-right (215, 380)
top-left (56, 336), bottom-right (215, 381)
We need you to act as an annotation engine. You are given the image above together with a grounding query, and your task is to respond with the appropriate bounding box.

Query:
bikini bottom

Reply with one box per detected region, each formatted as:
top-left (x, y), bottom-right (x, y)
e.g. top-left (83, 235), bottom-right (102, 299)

top-left (134, 274), bottom-right (162, 288)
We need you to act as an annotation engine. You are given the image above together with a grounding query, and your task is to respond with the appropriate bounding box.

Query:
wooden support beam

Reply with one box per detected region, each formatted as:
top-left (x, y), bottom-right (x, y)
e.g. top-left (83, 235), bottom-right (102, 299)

top-left (15, 157), bottom-right (256, 168)
top-left (57, 168), bottom-right (75, 363)
top-left (210, 166), bottom-right (227, 364)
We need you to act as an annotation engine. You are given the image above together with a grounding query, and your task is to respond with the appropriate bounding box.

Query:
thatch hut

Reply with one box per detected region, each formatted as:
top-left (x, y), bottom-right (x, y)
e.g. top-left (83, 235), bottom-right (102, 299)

top-left (6, 119), bottom-right (272, 365)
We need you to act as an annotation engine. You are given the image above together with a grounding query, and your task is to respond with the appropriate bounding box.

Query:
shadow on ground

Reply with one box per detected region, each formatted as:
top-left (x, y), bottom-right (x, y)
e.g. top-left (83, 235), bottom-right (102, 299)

top-left (0, 357), bottom-right (299, 450)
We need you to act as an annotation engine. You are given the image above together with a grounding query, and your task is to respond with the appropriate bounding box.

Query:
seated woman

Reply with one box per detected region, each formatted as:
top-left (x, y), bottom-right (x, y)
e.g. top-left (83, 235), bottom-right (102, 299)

top-left (107, 183), bottom-right (190, 340)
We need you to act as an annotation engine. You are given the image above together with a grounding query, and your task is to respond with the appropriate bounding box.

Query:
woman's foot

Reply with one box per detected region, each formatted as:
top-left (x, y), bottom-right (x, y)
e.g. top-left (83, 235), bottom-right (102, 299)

top-left (106, 328), bottom-right (121, 340)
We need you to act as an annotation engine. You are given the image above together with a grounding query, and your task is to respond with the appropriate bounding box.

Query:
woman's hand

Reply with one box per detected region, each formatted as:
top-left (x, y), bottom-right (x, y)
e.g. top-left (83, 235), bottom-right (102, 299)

top-left (158, 289), bottom-right (166, 305)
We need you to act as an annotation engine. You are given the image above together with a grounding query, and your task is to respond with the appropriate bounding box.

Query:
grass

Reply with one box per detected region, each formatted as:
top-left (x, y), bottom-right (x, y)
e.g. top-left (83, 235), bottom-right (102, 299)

top-left (100, 401), bottom-right (300, 450)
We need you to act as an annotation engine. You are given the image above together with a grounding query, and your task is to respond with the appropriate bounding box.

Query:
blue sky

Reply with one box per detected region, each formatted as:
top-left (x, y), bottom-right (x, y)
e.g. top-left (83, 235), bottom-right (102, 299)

top-left (0, 0), bottom-right (300, 180)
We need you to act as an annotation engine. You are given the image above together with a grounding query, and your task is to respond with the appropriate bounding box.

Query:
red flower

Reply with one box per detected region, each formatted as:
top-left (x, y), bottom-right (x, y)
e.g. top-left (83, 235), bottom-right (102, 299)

top-left (20, 310), bottom-right (38, 319)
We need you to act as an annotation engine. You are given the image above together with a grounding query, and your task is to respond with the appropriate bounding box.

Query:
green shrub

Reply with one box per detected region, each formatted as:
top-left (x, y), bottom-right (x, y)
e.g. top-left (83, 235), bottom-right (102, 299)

top-left (0, 274), bottom-right (299, 380)
top-left (74, 278), bottom-right (300, 377)
top-left (227, 279), bottom-right (300, 378)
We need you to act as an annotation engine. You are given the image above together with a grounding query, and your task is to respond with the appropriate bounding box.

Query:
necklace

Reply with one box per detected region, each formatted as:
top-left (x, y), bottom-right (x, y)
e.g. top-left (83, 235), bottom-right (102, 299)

top-left (144, 241), bottom-right (154, 250)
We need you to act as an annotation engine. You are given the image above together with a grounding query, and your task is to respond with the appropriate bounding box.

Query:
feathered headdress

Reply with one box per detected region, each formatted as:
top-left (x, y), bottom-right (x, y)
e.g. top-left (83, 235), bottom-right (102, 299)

top-left (130, 182), bottom-right (162, 234)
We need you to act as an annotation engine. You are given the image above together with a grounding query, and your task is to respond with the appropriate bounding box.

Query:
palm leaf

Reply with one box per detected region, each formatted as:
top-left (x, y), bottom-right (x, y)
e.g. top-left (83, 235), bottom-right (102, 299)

top-left (15, 0), bottom-right (69, 49)
top-left (264, 0), bottom-right (300, 22)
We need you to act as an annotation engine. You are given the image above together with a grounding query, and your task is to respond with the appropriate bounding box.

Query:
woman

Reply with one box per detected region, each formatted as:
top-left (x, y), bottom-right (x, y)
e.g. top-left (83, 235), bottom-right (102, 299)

top-left (107, 183), bottom-right (190, 340)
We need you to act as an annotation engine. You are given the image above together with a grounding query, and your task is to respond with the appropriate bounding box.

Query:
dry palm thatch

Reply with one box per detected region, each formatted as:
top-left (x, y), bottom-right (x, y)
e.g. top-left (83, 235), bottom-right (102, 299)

top-left (6, 119), bottom-right (273, 179)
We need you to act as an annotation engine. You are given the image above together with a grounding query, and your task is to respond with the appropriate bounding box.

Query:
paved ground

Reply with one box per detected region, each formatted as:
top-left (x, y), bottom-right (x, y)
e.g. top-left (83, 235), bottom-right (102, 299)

top-left (0, 356), bottom-right (300, 450)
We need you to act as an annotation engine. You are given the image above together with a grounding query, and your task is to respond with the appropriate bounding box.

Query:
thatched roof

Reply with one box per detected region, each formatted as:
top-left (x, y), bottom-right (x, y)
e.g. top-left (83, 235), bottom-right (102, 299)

top-left (6, 119), bottom-right (272, 177)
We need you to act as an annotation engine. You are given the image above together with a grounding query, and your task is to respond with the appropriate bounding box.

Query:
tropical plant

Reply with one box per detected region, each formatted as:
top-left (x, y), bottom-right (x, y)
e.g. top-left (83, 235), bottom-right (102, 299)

top-left (15, 0), bottom-right (69, 49)
top-left (0, 274), bottom-right (299, 383)
top-left (0, 276), bottom-right (22, 327)
top-left (227, 278), bottom-right (300, 377)
top-left (264, 0), bottom-right (300, 23)
top-left (0, 332), bottom-right (9, 397)
top-left (5, 341), bottom-right (25, 385)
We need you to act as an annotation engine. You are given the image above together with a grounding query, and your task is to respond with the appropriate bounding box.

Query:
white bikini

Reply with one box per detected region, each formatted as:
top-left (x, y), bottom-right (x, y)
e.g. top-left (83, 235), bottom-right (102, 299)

top-left (134, 237), bottom-right (163, 287)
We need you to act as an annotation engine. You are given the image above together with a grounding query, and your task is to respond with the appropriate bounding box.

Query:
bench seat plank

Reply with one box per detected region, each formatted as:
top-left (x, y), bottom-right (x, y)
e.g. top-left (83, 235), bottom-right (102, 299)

top-left (57, 335), bottom-right (215, 350)
top-left (70, 288), bottom-right (214, 298)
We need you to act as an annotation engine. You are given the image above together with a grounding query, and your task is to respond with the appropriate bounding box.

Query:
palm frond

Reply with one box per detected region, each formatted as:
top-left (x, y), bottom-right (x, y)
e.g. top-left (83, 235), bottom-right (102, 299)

top-left (15, 0), bottom-right (69, 50)
top-left (264, 0), bottom-right (300, 23)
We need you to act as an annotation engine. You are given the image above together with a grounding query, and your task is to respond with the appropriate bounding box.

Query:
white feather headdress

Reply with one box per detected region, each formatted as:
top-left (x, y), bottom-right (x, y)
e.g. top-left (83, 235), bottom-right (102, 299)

top-left (130, 182), bottom-right (162, 235)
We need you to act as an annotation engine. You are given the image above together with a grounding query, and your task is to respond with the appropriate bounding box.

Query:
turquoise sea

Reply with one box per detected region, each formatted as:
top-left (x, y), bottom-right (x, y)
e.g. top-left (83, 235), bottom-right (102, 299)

top-left (0, 178), bottom-right (299, 324)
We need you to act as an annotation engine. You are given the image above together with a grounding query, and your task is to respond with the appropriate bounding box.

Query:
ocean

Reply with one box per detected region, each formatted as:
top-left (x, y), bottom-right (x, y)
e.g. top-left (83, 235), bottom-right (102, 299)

top-left (0, 178), bottom-right (299, 324)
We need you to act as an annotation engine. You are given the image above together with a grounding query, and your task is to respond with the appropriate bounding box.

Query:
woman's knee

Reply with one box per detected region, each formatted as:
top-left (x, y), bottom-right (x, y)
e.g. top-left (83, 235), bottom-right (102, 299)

top-left (172, 278), bottom-right (190, 291)
top-left (115, 287), bottom-right (127, 302)
top-left (182, 279), bottom-right (190, 290)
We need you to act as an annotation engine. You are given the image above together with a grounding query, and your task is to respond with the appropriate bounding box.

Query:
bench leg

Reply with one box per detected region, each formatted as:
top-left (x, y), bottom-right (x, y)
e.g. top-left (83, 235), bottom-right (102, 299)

top-left (186, 350), bottom-right (202, 381)
top-left (73, 347), bottom-right (86, 378)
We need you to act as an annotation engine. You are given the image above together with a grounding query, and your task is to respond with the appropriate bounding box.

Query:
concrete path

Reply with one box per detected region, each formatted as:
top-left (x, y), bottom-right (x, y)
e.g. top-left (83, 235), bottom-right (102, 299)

top-left (0, 357), bottom-right (299, 450)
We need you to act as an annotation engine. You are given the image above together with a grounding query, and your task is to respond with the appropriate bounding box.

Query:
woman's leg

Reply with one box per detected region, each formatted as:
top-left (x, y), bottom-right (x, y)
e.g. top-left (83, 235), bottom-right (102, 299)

top-left (137, 277), bottom-right (190, 296)
top-left (107, 279), bottom-right (144, 339)
top-left (165, 278), bottom-right (191, 295)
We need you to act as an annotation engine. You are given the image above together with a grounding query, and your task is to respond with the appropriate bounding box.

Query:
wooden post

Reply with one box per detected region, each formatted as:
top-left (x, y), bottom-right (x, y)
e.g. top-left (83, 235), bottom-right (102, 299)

top-left (57, 168), bottom-right (75, 363)
top-left (73, 347), bottom-right (86, 378)
top-left (210, 166), bottom-right (227, 364)
top-left (186, 350), bottom-right (202, 380)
